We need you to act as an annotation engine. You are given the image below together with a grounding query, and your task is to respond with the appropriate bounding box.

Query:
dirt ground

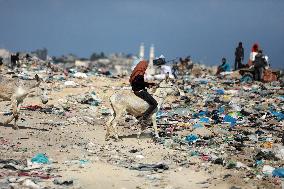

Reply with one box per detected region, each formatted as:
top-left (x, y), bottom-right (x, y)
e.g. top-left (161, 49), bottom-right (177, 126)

top-left (0, 76), bottom-right (280, 189)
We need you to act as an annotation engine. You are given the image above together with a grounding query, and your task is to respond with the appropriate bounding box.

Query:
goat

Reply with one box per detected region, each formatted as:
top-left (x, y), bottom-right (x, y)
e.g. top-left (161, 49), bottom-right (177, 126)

top-left (0, 74), bottom-right (48, 129)
top-left (106, 81), bottom-right (180, 140)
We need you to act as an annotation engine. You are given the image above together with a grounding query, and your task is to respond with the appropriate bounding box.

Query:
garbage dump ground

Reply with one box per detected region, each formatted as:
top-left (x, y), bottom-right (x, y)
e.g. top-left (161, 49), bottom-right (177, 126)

top-left (1, 66), bottom-right (284, 189)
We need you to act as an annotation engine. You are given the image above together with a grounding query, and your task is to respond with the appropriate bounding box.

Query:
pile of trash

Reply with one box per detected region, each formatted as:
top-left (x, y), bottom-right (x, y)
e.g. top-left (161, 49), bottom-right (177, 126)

top-left (152, 77), bottom-right (284, 183)
top-left (1, 58), bottom-right (283, 188)
top-left (0, 153), bottom-right (72, 188)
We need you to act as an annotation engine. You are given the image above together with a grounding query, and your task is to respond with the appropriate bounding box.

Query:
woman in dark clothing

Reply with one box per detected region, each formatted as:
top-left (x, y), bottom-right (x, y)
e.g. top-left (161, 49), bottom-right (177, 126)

top-left (129, 60), bottom-right (158, 121)
top-left (235, 42), bottom-right (244, 70)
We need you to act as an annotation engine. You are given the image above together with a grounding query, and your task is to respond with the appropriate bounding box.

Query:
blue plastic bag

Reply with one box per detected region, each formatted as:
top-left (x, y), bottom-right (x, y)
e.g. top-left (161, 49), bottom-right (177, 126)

top-left (185, 134), bottom-right (199, 143)
top-left (199, 117), bottom-right (210, 123)
top-left (215, 89), bottom-right (225, 95)
top-left (193, 123), bottom-right (204, 129)
top-left (218, 106), bottom-right (225, 114)
top-left (272, 168), bottom-right (284, 178)
top-left (31, 153), bottom-right (49, 164)
top-left (270, 110), bottom-right (284, 121)
top-left (223, 115), bottom-right (237, 127)
top-left (193, 110), bottom-right (208, 118)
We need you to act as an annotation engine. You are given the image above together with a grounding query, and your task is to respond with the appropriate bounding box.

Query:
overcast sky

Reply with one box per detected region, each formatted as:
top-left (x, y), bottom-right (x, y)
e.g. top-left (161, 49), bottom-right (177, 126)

top-left (0, 0), bottom-right (283, 68)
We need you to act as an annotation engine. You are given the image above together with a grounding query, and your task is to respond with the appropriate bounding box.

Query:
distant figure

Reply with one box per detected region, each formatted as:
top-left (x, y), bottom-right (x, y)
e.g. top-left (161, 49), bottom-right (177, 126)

top-left (63, 68), bottom-right (69, 77)
top-left (234, 42), bottom-right (244, 70)
top-left (10, 52), bottom-right (19, 70)
top-left (216, 58), bottom-right (231, 75)
top-left (253, 50), bottom-right (267, 81)
top-left (0, 56), bottom-right (3, 66)
top-left (25, 53), bottom-right (31, 61)
top-left (165, 72), bottom-right (170, 83)
top-left (179, 58), bottom-right (185, 75)
top-left (185, 56), bottom-right (194, 71)
top-left (248, 43), bottom-right (259, 66)
top-left (0, 56), bottom-right (3, 71)
top-left (172, 62), bottom-right (178, 78)
top-left (178, 57), bottom-right (192, 75)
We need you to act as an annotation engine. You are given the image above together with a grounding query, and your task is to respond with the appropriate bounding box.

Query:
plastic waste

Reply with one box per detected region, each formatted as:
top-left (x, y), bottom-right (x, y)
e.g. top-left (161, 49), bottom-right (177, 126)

top-left (236, 162), bottom-right (247, 168)
top-left (169, 108), bottom-right (191, 117)
top-left (215, 89), bottom-right (225, 95)
top-left (254, 151), bottom-right (279, 161)
top-left (184, 87), bottom-right (193, 93)
top-left (130, 163), bottom-right (169, 171)
top-left (270, 110), bottom-right (284, 121)
top-left (262, 165), bottom-right (275, 176)
top-left (74, 72), bottom-right (87, 78)
top-left (31, 153), bottom-right (49, 164)
top-left (1, 112), bottom-right (13, 116)
top-left (223, 115), bottom-right (237, 127)
top-left (277, 96), bottom-right (284, 101)
top-left (193, 110), bottom-right (208, 118)
top-left (262, 141), bottom-right (273, 148)
top-left (272, 168), bottom-right (284, 178)
top-left (190, 151), bottom-right (199, 156)
top-left (185, 134), bottom-right (199, 143)
top-left (79, 159), bottom-right (89, 164)
top-left (199, 117), bottom-right (210, 123)
top-left (135, 155), bottom-right (145, 159)
top-left (227, 161), bottom-right (236, 169)
top-left (218, 106), bottom-right (225, 114)
top-left (156, 110), bottom-right (167, 118)
top-left (193, 123), bottom-right (204, 129)
top-left (275, 148), bottom-right (284, 159)
top-left (101, 108), bottom-right (111, 115)
top-left (64, 80), bottom-right (78, 87)
top-left (53, 179), bottom-right (74, 186)
top-left (256, 160), bottom-right (264, 166)
top-left (213, 158), bottom-right (225, 165)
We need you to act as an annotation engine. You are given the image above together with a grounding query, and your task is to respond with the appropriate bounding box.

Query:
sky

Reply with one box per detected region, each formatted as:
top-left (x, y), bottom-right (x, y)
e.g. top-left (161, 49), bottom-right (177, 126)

top-left (0, 0), bottom-right (283, 68)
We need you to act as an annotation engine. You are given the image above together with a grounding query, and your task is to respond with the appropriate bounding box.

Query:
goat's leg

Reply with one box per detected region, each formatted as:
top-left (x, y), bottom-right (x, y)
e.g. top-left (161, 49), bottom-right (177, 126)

top-left (105, 101), bottom-right (118, 141)
top-left (137, 117), bottom-right (148, 140)
top-left (151, 113), bottom-right (159, 138)
top-left (3, 100), bottom-right (15, 125)
top-left (112, 113), bottom-right (122, 141)
top-left (3, 116), bottom-right (14, 125)
top-left (11, 98), bottom-right (19, 130)
top-left (112, 121), bottom-right (119, 140)
top-left (3, 99), bottom-right (19, 129)
top-left (105, 115), bottom-right (115, 140)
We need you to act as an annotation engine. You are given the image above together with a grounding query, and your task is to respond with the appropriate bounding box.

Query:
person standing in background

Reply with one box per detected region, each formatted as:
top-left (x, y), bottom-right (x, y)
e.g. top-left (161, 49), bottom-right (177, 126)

top-left (10, 52), bottom-right (19, 70)
top-left (0, 56), bottom-right (3, 72)
top-left (254, 50), bottom-right (267, 81)
top-left (234, 42), bottom-right (244, 70)
top-left (172, 61), bottom-right (178, 79)
top-left (248, 43), bottom-right (259, 67)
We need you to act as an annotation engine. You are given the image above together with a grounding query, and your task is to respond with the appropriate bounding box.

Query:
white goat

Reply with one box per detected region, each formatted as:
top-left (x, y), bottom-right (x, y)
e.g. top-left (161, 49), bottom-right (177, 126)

top-left (0, 74), bottom-right (48, 129)
top-left (106, 82), bottom-right (179, 140)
